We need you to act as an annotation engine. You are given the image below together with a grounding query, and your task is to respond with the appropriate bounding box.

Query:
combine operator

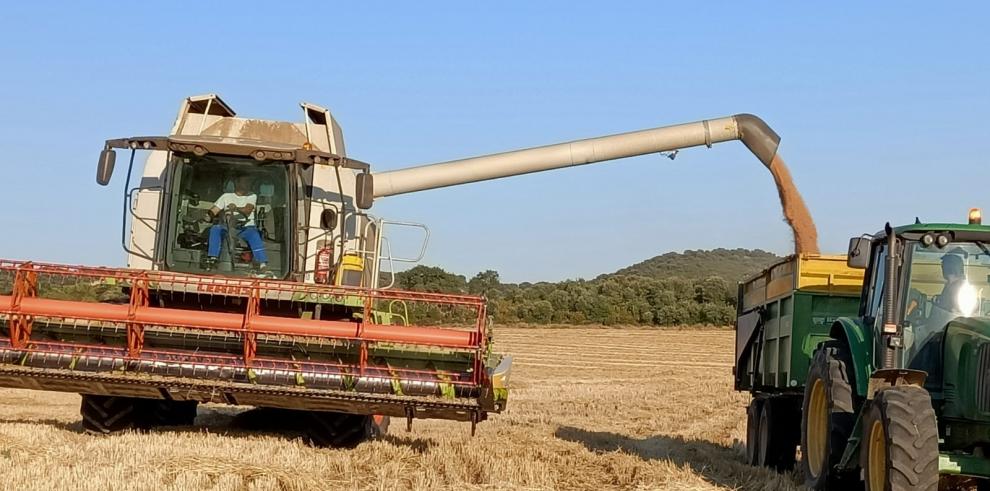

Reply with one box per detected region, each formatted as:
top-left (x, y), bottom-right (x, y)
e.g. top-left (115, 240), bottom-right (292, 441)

top-left (204, 174), bottom-right (271, 277)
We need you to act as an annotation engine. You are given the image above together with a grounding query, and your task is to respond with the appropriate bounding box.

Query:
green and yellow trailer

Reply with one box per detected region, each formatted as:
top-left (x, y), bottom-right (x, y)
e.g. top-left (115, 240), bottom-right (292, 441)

top-left (734, 254), bottom-right (864, 469)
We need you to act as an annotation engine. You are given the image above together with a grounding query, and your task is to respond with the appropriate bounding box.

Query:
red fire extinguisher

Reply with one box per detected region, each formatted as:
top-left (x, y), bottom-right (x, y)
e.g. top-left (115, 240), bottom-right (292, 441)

top-left (315, 242), bottom-right (333, 284)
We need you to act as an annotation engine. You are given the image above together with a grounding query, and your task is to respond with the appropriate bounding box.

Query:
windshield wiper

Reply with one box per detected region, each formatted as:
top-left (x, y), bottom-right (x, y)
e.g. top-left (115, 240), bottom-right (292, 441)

top-left (976, 240), bottom-right (990, 257)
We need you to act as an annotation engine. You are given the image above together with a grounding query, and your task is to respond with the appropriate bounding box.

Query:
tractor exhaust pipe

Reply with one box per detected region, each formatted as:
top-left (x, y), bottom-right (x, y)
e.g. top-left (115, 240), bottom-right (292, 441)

top-left (369, 113), bottom-right (780, 199)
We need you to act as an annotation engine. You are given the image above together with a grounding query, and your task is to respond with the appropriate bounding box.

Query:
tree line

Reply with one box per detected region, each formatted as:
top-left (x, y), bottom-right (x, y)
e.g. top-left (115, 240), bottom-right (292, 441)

top-left (393, 265), bottom-right (741, 326)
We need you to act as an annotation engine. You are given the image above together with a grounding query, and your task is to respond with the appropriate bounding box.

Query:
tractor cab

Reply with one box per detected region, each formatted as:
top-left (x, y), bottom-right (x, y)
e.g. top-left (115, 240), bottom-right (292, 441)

top-left (848, 213), bottom-right (990, 390)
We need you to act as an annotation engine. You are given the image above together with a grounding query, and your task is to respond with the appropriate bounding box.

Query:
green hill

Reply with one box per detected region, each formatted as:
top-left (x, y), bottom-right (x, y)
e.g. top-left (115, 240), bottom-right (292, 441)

top-left (610, 248), bottom-right (780, 283)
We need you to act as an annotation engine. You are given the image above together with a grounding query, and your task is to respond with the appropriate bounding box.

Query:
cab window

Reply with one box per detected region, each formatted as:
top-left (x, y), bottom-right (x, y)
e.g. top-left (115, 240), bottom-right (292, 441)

top-left (165, 154), bottom-right (290, 279)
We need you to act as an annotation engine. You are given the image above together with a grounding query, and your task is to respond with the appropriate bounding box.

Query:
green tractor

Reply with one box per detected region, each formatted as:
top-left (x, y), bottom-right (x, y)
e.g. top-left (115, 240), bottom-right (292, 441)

top-left (802, 211), bottom-right (990, 490)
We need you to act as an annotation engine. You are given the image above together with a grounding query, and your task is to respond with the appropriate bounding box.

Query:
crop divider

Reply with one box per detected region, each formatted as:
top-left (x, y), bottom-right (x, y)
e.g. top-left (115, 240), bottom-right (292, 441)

top-left (127, 275), bottom-right (149, 358)
top-left (9, 263), bottom-right (38, 349)
top-left (242, 284), bottom-right (260, 366)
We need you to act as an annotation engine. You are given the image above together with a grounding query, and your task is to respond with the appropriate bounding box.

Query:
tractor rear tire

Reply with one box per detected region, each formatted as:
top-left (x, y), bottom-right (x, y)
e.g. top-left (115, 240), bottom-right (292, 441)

top-left (861, 385), bottom-right (938, 491)
top-left (758, 397), bottom-right (799, 470)
top-left (745, 398), bottom-right (763, 466)
top-left (80, 395), bottom-right (143, 434)
top-left (306, 412), bottom-right (390, 448)
top-left (143, 400), bottom-right (198, 427)
top-left (800, 341), bottom-right (858, 489)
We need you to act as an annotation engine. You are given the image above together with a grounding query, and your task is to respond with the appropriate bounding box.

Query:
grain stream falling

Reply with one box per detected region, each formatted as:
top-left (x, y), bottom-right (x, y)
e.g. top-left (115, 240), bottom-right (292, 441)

top-left (768, 154), bottom-right (819, 254)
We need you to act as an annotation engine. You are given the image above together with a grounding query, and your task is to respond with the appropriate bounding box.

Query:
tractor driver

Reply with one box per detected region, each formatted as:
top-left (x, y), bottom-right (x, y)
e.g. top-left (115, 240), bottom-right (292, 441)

top-left (204, 174), bottom-right (270, 275)
top-left (936, 253), bottom-right (966, 312)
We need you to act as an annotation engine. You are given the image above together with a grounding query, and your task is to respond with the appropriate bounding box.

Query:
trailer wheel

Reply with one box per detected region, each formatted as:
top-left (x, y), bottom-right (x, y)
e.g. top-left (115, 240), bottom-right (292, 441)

top-left (80, 395), bottom-right (143, 434)
top-left (306, 412), bottom-right (389, 448)
top-left (758, 398), bottom-right (799, 470)
top-left (800, 341), bottom-right (857, 489)
top-left (861, 385), bottom-right (938, 491)
top-left (745, 398), bottom-right (763, 466)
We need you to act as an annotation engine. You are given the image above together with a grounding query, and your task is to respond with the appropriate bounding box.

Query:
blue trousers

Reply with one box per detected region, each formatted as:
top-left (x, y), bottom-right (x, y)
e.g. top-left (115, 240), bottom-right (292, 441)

top-left (208, 225), bottom-right (268, 263)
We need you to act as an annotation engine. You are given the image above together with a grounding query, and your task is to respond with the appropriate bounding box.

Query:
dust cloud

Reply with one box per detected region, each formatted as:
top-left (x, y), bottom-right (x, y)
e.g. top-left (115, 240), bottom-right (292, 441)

top-left (767, 154), bottom-right (819, 254)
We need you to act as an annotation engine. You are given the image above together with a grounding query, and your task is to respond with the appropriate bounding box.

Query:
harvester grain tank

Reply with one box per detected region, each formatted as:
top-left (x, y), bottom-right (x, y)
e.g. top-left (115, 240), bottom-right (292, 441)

top-left (1, 94), bottom-right (781, 446)
top-left (737, 211), bottom-right (990, 488)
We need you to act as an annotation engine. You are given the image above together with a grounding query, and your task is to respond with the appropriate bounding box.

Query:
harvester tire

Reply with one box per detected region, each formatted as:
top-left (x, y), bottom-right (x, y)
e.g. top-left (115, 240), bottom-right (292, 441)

top-left (143, 400), bottom-right (198, 427)
top-left (758, 397), bottom-right (799, 470)
top-left (745, 398), bottom-right (763, 466)
top-left (800, 341), bottom-right (858, 489)
top-left (861, 385), bottom-right (938, 491)
top-left (306, 412), bottom-right (390, 448)
top-left (80, 395), bottom-right (143, 434)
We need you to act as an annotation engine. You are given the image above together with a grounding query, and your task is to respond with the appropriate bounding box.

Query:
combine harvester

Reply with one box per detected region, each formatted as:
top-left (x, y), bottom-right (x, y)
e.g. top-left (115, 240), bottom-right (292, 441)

top-left (0, 94), bottom-right (780, 446)
top-left (737, 212), bottom-right (990, 489)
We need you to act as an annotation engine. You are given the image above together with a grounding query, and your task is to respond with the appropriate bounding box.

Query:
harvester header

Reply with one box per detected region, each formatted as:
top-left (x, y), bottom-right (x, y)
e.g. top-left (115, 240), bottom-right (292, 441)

top-left (0, 260), bottom-right (508, 427)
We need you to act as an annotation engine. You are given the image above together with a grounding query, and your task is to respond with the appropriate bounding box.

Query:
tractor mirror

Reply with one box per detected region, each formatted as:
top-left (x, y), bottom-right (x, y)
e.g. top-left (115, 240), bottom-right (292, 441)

top-left (97, 148), bottom-right (116, 186)
top-left (356, 173), bottom-right (374, 210)
top-left (847, 237), bottom-right (871, 269)
top-left (320, 209), bottom-right (338, 231)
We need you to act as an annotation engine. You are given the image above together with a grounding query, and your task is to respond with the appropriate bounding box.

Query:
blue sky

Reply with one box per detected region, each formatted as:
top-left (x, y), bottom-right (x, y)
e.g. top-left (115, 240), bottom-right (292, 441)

top-left (1, 3), bottom-right (989, 282)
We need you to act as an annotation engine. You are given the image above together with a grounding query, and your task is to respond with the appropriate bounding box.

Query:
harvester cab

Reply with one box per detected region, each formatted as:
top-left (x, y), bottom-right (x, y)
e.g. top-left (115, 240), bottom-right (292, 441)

top-left (800, 212), bottom-right (990, 489)
top-left (98, 94), bottom-right (410, 289)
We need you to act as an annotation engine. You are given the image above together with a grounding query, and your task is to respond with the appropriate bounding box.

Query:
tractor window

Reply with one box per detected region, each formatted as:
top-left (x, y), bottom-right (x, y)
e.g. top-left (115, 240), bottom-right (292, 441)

top-left (165, 154), bottom-right (290, 279)
top-left (903, 241), bottom-right (990, 370)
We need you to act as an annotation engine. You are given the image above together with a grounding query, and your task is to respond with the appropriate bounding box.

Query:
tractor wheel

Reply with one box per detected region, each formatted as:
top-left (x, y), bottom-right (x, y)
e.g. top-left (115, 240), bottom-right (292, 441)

top-left (143, 400), bottom-right (198, 427)
top-left (800, 341), bottom-right (858, 489)
top-left (758, 397), bottom-right (799, 470)
top-left (745, 398), bottom-right (763, 466)
top-left (861, 385), bottom-right (938, 491)
top-left (80, 394), bottom-right (143, 434)
top-left (306, 412), bottom-right (390, 448)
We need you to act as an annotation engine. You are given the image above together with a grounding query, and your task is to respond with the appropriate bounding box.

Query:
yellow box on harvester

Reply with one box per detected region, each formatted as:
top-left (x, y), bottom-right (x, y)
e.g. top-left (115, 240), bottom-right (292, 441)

top-left (335, 254), bottom-right (365, 287)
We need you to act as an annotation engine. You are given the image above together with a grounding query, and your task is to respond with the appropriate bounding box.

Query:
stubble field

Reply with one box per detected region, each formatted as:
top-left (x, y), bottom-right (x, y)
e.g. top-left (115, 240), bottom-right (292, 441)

top-left (0, 327), bottom-right (800, 490)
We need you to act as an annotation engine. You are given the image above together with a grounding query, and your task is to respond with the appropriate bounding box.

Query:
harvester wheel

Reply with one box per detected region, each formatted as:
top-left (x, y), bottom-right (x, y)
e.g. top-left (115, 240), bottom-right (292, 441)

top-left (861, 385), bottom-right (938, 491)
top-left (80, 395), bottom-right (143, 434)
top-left (306, 412), bottom-right (390, 448)
top-left (143, 400), bottom-right (198, 427)
top-left (745, 398), bottom-right (763, 466)
top-left (758, 397), bottom-right (799, 470)
top-left (800, 341), bottom-right (857, 489)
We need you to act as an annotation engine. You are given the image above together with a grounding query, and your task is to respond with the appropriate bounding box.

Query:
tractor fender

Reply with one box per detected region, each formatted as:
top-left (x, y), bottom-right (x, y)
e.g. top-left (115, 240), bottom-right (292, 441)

top-left (828, 317), bottom-right (873, 398)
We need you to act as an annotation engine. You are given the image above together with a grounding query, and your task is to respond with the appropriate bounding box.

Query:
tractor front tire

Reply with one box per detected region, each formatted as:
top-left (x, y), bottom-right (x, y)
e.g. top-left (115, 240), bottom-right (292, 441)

top-left (800, 341), bottom-right (858, 489)
top-left (80, 394), bottom-right (143, 434)
top-left (861, 385), bottom-right (938, 491)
